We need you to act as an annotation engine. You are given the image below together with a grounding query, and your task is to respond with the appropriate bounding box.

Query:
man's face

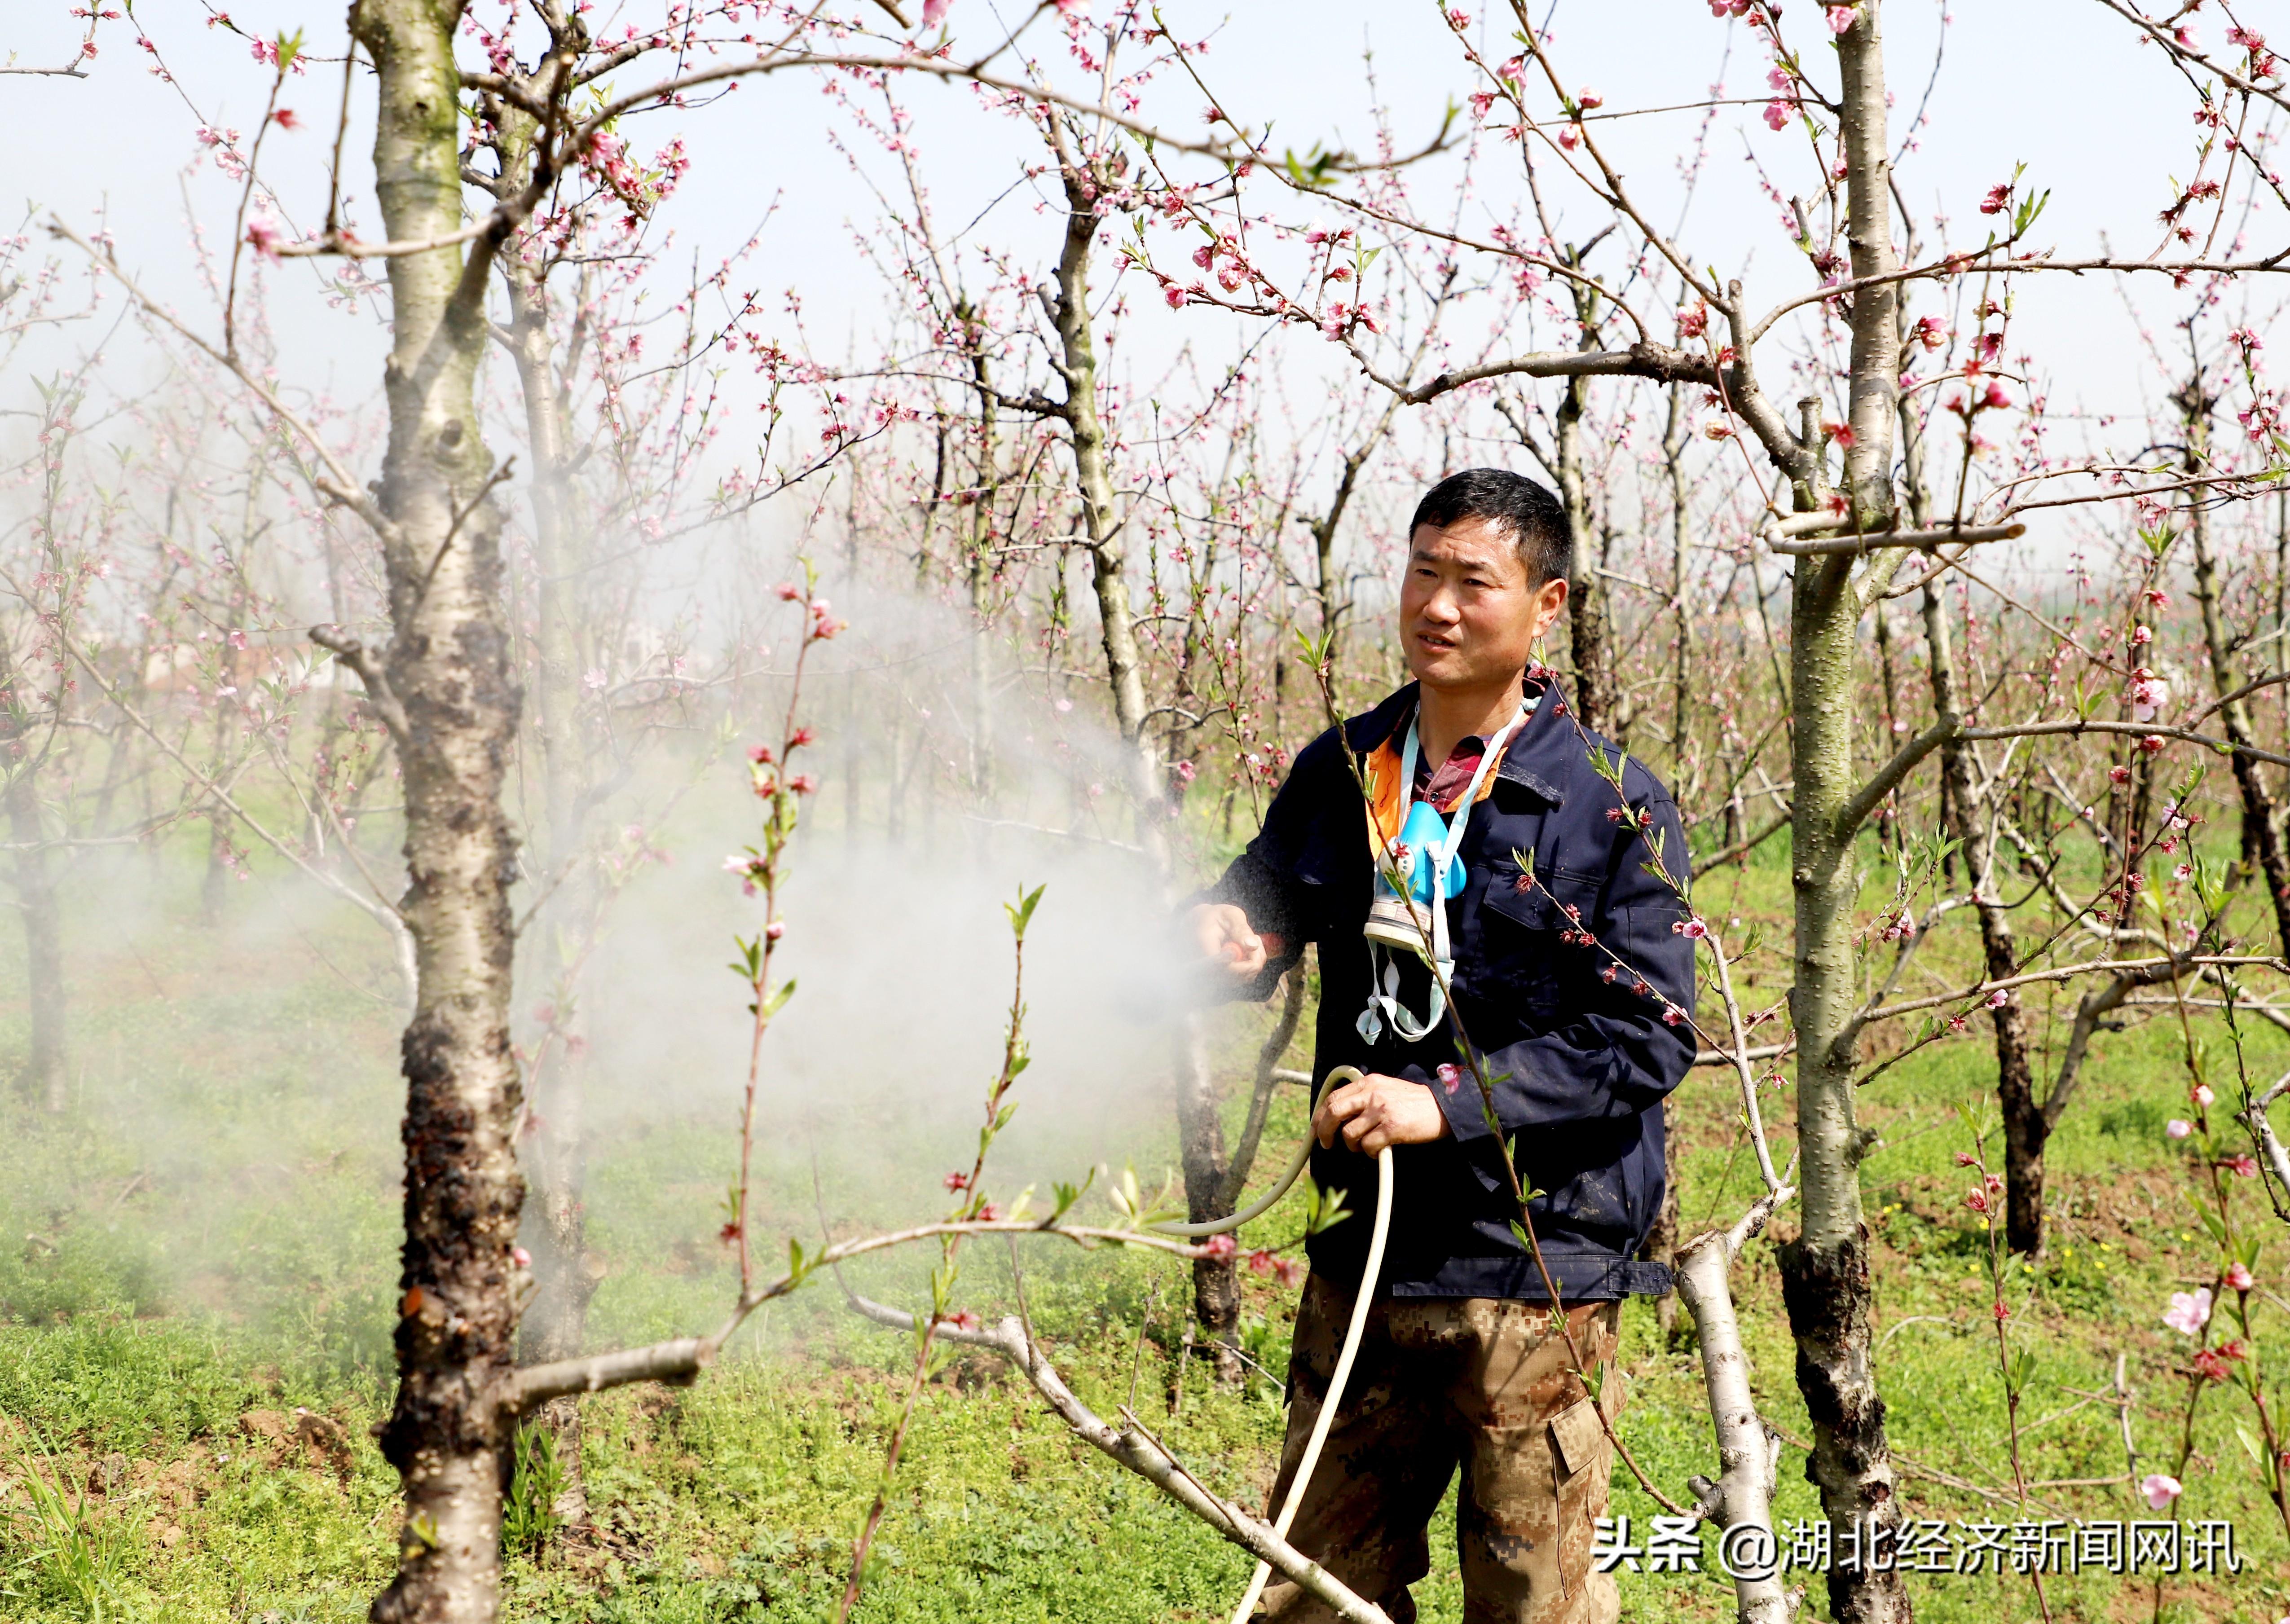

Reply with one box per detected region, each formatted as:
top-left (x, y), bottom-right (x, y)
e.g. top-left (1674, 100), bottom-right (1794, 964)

top-left (1398, 515), bottom-right (1569, 693)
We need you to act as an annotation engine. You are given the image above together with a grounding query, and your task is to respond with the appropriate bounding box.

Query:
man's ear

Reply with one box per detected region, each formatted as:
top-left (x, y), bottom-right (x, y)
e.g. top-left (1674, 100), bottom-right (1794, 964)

top-left (1533, 573), bottom-right (1570, 640)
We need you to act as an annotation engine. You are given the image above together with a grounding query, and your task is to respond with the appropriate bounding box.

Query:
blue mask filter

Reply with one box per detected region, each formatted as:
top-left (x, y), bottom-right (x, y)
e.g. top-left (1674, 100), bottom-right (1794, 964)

top-left (1393, 798), bottom-right (1468, 904)
top-left (1359, 698), bottom-right (1535, 1047)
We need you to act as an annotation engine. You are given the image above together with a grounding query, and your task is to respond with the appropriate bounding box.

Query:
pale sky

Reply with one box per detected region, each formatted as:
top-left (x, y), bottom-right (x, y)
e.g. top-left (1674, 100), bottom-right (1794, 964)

top-left (8, 1), bottom-right (2280, 551)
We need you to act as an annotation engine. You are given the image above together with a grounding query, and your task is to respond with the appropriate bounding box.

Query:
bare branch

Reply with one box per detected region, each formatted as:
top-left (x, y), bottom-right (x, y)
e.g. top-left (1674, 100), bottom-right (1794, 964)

top-left (1961, 716), bottom-right (2290, 771)
top-left (278, 220), bottom-right (495, 260)
top-left (2084, 0), bottom-right (2290, 119)
top-left (503, 1216), bottom-right (1218, 1408)
top-left (1767, 521), bottom-right (2025, 558)
top-left (43, 217), bottom-right (396, 543)
top-left (1363, 341), bottom-right (1715, 407)
top-left (839, 1296), bottom-right (1394, 1624)
top-left (511, 1338), bottom-right (708, 1405)
top-left (1693, 811), bottom-right (1790, 872)
top-left (1837, 713), bottom-right (1959, 841)
top-left (309, 625), bottom-right (411, 741)
top-left (1858, 955), bottom-right (2282, 1027)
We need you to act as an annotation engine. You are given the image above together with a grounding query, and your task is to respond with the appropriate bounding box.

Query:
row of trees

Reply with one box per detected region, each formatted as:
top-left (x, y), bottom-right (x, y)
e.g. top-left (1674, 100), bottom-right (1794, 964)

top-left (8, 1), bottom-right (2290, 1620)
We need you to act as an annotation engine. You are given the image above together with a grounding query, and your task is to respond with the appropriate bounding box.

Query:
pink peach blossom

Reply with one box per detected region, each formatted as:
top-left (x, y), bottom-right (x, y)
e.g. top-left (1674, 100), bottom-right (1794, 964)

top-left (2162, 1287), bottom-right (2212, 1335)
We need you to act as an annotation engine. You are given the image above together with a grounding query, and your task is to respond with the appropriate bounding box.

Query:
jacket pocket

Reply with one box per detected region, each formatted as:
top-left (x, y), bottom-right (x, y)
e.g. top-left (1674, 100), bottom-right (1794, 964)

top-left (1477, 864), bottom-right (1600, 1008)
top-left (1618, 901), bottom-right (1689, 952)
top-left (1473, 872), bottom-right (1562, 1014)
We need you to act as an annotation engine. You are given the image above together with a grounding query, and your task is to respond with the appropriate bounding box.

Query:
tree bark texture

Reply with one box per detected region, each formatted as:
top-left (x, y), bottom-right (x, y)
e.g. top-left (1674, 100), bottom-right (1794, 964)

top-left (1554, 372), bottom-right (1608, 734)
top-left (1175, 1024), bottom-right (1240, 1380)
top-left (964, 335), bottom-right (1000, 804)
top-left (1776, 7), bottom-right (1912, 1620)
top-left (1, 696), bottom-right (67, 1112)
top-left (1779, 534), bottom-right (1907, 1623)
top-left (1048, 154), bottom-right (1253, 1369)
top-left (1675, 1217), bottom-right (1791, 1624)
top-left (1664, 386), bottom-right (1695, 794)
top-left (356, 4), bottom-right (526, 1620)
top-left (0, 641), bottom-right (65, 1109)
top-left (2181, 383), bottom-right (2290, 953)
top-left (1050, 166), bottom-right (1159, 830)
top-left (1312, 394), bottom-right (1405, 671)
top-left (1921, 583), bottom-right (2042, 1252)
top-left (1643, 1104), bottom-right (1684, 1342)
top-left (501, 218), bottom-right (595, 1533)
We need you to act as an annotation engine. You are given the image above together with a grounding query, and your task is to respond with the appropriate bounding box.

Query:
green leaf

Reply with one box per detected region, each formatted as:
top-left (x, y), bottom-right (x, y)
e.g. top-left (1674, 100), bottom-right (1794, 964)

top-left (1051, 1167), bottom-right (1096, 1222)
top-left (2187, 1191), bottom-right (2230, 1246)
top-left (760, 977), bottom-right (797, 1019)
top-left (1006, 881), bottom-right (1047, 937)
top-left (1110, 1163), bottom-right (1142, 1221)
top-left (1302, 1175), bottom-right (1353, 1234)
top-left (2236, 1423), bottom-right (2281, 1491)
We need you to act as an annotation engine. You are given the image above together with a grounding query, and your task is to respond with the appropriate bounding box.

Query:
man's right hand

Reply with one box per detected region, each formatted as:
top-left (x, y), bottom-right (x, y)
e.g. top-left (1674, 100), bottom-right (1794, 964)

top-left (1190, 902), bottom-right (1268, 981)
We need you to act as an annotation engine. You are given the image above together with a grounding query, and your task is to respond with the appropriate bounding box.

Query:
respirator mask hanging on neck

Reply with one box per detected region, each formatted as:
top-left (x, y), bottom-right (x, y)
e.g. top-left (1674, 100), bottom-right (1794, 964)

top-left (1356, 696), bottom-right (1534, 1045)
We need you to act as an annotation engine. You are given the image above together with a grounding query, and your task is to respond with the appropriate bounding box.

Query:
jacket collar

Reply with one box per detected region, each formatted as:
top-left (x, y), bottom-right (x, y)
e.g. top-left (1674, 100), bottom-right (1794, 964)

top-left (1344, 673), bottom-right (1574, 806)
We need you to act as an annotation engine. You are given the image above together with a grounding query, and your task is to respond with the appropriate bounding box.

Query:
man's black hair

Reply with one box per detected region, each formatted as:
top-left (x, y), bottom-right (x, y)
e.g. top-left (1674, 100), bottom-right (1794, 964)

top-left (1407, 467), bottom-right (1572, 587)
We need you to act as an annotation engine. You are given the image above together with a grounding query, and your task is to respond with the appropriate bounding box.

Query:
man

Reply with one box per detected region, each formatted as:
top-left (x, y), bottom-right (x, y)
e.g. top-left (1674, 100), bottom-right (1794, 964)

top-left (1192, 468), bottom-right (1694, 1624)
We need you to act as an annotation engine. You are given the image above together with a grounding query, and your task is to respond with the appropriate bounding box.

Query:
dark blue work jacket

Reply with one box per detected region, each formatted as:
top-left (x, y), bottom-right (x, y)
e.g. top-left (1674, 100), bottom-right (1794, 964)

top-left (1207, 675), bottom-right (1695, 1301)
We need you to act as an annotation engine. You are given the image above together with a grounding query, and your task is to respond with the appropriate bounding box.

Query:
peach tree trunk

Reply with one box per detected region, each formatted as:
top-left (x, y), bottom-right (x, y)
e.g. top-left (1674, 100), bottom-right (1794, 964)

top-left (1046, 150), bottom-right (1243, 1371)
top-left (1, 695), bottom-right (67, 1113)
top-left (2181, 382), bottom-right (2290, 952)
top-left (496, 110), bottom-right (595, 1532)
top-left (356, 3), bottom-right (526, 1620)
top-left (1773, 6), bottom-right (1912, 1621)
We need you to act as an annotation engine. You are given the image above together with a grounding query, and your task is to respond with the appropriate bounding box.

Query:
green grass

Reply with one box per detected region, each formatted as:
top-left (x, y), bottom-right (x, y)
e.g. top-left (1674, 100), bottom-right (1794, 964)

top-left (0, 827), bottom-right (2286, 1622)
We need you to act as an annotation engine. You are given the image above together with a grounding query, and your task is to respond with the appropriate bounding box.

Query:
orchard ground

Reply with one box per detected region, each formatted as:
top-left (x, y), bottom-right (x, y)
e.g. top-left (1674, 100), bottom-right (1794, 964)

top-left (1, 817), bottom-right (2285, 1624)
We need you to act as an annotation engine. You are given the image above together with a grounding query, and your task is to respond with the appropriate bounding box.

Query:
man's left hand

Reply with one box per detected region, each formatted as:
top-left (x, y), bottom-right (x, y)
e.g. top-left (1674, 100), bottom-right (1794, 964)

top-left (1313, 1073), bottom-right (1451, 1155)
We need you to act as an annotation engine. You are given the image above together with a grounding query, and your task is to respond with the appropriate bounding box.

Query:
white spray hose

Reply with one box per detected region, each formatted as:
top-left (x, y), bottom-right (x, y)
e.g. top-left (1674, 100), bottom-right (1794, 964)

top-left (1149, 1064), bottom-right (1396, 1624)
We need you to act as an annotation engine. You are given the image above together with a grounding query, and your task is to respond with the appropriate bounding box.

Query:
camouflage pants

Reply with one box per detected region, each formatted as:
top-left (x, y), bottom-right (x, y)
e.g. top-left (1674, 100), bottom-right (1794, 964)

top-left (1256, 1276), bottom-right (1626, 1624)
